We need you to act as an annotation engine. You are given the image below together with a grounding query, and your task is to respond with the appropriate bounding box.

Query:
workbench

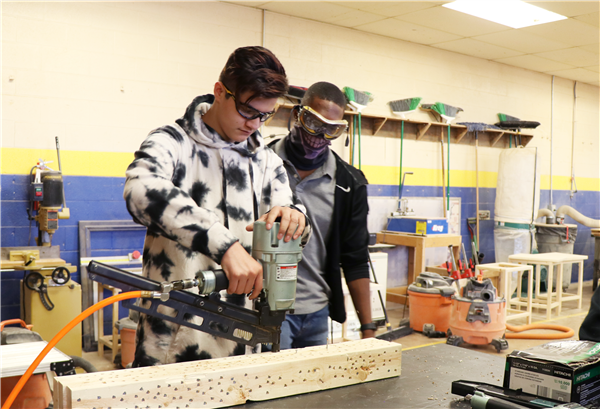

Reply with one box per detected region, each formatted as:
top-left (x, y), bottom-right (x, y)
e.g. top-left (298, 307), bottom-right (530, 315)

top-left (376, 231), bottom-right (462, 303)
top-left (239, 343), bottom-right (504, 408)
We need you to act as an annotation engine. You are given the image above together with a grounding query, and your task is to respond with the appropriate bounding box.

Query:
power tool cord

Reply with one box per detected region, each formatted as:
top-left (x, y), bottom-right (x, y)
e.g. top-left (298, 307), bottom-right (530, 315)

top-left (2, 291), bottom-right (146, 409)
top-left (505, 323), bottom-right (574, 339)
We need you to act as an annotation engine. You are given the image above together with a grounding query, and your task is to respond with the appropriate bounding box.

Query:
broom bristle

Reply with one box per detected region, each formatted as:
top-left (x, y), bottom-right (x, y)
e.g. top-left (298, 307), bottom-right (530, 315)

top-left (343, 86), bottom-right (373, 107)
top-left (353, 90), bottom-right (372, 106)
top-left (389, 97), bottom-right (422, 113)
top-left (498, 113), bottom-right (520, 122)
top-left (433, 102), bottom-right (463, 118)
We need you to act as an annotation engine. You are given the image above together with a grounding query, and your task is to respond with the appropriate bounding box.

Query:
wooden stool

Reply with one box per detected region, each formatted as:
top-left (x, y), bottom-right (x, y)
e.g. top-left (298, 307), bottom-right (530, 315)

top-left (97, 284), bottom-right (121, 361)
top-left (476, 263), bottom-right (533, 324)
top-left (508, 252), bottom-right (588, 320)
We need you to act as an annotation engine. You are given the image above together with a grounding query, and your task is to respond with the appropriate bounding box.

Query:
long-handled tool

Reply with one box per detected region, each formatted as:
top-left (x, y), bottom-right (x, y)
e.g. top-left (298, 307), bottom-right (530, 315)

top-left (475, 131), bottom-right (480, 252)
top-left (367, 253), bottom-right (413, 341)
top-left (367, 253), bottom-right (391, 332)
top-left (55, 137), bottom-right (70, 219)
top-left (343, 87), bottom-right (373, 170)
top-left (440, 135), bottom-right (447, 218)
top-left (461, 243), bottom-right (474, 277)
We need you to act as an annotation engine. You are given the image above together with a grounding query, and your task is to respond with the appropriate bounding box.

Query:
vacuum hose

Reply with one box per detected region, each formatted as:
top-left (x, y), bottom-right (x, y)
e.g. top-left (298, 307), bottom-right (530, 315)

top-left (505, 323), bottom-right (574, 340)
top-left (556, 205), bottom-right (600, 228)
top-left (2, 291), bottom-right (147, 409)
top-left (535, 208), bottom-right (554, 221)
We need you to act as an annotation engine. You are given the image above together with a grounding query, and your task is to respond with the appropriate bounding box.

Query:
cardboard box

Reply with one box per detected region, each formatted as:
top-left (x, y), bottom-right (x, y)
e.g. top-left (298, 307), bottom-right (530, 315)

top-left (504, 341), bottom-right (600, 406)
top-left (386, 216), bottom-right (448, 235)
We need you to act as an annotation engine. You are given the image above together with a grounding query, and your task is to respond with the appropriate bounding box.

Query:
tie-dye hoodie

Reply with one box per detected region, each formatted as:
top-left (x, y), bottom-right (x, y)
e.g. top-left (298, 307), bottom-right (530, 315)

top-left (124, 94), bottom-right (309, 365)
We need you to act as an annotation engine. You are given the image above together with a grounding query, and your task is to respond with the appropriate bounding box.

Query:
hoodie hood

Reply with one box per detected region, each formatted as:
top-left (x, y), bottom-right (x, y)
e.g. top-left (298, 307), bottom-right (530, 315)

top-left (174, 94), bottom-right (264, 158)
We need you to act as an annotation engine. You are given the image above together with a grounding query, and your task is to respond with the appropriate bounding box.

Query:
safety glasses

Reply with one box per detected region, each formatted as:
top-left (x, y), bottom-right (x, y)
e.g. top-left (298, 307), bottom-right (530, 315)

top-left (296, 105), bottom-right (348, 140)
top-left (222, 83), bottom-right (276, 123)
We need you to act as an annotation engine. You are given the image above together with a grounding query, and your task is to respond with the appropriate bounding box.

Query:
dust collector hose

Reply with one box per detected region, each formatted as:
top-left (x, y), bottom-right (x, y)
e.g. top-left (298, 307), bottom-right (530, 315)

top-left (535, 208), bottom-right (554, 220)
top-left (505, 323), bottom-right (574, 340)
top-left (556, 205), bottom-right (600, 228)
top-left (2, 291), bottom-right (146, 409)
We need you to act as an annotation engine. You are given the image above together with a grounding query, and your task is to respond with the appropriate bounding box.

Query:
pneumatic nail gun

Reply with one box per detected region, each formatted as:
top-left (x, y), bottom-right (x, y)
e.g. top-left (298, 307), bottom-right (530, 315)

top-left (88, 221), bottom-right (303, 352)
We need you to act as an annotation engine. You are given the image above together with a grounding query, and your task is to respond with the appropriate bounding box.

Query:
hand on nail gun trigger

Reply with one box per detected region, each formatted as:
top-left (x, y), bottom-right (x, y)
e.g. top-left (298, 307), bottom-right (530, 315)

top-left (220, 242), bottom-right (264, 300)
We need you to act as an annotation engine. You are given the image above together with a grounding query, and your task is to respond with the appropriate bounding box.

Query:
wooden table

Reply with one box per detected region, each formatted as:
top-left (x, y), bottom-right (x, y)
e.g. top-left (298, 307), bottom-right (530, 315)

top-left (239, 343), bottom-right (503, 409)
top-left (508, 252), bottom-right (588, 320)
top-left (376, 231), bottom-right (461, 303)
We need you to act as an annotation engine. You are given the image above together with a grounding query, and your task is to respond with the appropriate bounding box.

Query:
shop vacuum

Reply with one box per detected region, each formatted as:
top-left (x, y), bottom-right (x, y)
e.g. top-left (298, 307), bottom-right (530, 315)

top-left (447, 277), bottom-right (508, 353)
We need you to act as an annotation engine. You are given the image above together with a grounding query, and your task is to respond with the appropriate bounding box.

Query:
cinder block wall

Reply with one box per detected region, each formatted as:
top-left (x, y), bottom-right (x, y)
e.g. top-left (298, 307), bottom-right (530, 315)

top-left (2, 3), bottom-right (599, 318)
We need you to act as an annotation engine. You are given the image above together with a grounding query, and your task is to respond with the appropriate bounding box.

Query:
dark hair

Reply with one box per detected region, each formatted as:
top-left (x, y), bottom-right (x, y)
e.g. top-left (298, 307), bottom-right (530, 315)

top-left (219, 46), bottom-right (288, 103)
top-left (302, 82), bottom-right (347, 109)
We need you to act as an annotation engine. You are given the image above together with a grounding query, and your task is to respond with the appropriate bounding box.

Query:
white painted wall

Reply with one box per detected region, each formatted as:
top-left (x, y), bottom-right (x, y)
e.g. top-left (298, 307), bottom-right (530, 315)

top-left (2, 1), bottom-right (598, 182)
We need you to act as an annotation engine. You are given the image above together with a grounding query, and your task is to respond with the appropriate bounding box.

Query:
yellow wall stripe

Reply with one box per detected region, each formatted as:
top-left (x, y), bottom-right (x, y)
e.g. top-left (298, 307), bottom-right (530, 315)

top-left (1, 148), bottom-right (134, 178)
top-left (2, 148), bottom-right (599, 191)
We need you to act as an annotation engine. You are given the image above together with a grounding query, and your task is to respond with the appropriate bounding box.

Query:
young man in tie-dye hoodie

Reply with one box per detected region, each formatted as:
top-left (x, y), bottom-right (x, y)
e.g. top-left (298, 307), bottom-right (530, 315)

top-left (124, 46), bottom-right (311, 366)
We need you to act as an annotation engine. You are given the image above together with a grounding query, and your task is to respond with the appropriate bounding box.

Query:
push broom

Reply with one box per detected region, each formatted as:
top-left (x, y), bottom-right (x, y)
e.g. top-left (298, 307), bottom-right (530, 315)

top-left (343, 86), bottom-right (373, 169)
top-left (388, 98), bottom-right (422, 202)
top-left (421, 102), bottom-right (463, 214)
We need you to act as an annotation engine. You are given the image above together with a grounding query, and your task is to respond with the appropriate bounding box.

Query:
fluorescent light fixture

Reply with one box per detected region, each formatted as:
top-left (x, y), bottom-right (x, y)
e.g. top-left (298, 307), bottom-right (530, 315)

top-left (443, 0), bottom-right (567, 29)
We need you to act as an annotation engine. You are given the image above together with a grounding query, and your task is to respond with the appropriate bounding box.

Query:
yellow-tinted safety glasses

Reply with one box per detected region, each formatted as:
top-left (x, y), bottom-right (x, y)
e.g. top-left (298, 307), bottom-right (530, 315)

top-left (297, 105), bottom-right (348, 140)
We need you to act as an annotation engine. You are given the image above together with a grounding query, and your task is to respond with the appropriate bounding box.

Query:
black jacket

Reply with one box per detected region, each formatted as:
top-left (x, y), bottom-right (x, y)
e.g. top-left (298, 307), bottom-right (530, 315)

top-left (269, 139), bottom-right (371, 323)
top-left (580, 287), bottom-right (600, 342)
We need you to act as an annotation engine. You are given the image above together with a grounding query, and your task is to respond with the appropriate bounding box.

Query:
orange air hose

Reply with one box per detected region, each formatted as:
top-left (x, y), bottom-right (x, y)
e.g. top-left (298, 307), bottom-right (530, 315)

top-left (505, 323), bottom-right (574, 340)
top-left (2, 290), bottom-right (147, 409)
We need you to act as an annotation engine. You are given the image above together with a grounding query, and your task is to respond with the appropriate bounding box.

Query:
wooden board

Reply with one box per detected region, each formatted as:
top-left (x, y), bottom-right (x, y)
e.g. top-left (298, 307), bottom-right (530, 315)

top-left (1, 341), bottom-right (72, 378)
top-left (54, 339), bottom-right (401, 409)
top-left (0, 258), bottom-right (66, 269)
top-left (509, 252), bottom-right (588, 263)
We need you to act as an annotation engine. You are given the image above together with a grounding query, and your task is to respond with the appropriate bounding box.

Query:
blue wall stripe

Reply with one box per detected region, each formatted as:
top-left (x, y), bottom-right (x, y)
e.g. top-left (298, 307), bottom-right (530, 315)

top-left (1, 175), bottom-right (598, 324)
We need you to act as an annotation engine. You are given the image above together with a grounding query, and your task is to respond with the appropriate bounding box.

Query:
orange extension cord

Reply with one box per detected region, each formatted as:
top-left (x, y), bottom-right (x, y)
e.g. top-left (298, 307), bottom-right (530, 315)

top-left (2, 291), bottom-right (147, 409)
top-left (505, 323), bottom-right (574, 339)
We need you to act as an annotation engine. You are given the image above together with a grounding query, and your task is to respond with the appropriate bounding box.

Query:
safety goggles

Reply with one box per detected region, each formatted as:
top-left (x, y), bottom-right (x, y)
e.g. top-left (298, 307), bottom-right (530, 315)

top-left (222, 83), bottom-right (276, 123)
top-left (296, 105), bottom-right (348, 140)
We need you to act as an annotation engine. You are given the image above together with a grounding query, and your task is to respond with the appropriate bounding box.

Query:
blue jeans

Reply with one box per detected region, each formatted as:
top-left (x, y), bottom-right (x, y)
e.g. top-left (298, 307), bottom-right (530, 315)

top-left (280, 305), bottom-right (329, 349)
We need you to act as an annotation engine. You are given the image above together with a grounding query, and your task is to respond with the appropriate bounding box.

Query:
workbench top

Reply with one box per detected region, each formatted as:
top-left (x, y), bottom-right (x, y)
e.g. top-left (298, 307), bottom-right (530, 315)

top-left (240, 343), bottom-right (505, 408)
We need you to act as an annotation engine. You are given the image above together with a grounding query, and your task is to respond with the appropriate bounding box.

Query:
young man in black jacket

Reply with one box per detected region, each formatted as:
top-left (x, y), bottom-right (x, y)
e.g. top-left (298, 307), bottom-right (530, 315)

top-left (269, 82), bottom-right (374, 348)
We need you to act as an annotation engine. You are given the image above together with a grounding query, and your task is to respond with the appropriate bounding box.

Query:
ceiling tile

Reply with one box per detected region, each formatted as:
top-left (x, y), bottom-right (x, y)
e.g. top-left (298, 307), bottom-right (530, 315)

top-left (259, 2), bottom-right (355, 22)
top-left (395, 5), bottom-right (509, 37)
top-left (520, 19), bottom-right (599, 47)
top-left (473, 30), bottom-right (570, 54)
top-left (224, 1), bottom-right (269, 7)
top-left (331, 2), bottom-right (444, 18)
top-left (574, 12), bottom-right (600, 28)
top-left (529, 1), bottom-right (599, 18)
top-left (579, 43), bottom-right (600, 55)
top-left (494, 54), bottom-right (574, 72)
top-left (545, 67), bottom-right (600, 83)
top-left (433, 38), bottom-right (524, 60)
top-left (323, 9), bottom-right (388, 27)
top-left (536, 47), bottom-right (599, 68)
top-left (356, 18), bottom-right (461, 45)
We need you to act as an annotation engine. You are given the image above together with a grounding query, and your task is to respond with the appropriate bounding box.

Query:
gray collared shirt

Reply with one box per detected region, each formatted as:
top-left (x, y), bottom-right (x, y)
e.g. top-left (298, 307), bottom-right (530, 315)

top-left (272, 138), bottom-right (336, 314)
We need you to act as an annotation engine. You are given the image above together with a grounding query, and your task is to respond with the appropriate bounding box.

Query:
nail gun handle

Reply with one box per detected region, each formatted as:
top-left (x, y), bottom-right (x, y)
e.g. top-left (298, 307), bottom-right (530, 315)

top-left (196, 270), bottom-right (229, 294)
